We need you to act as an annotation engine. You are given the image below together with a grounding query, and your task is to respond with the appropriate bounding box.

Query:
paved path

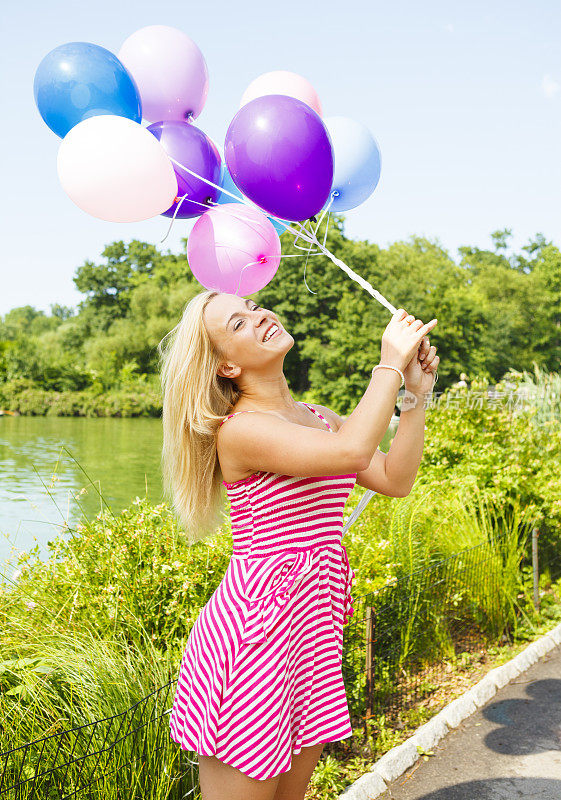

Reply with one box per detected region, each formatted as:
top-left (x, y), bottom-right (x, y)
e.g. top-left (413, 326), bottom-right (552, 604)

top-left (379, 644), bottom-right (561, 800)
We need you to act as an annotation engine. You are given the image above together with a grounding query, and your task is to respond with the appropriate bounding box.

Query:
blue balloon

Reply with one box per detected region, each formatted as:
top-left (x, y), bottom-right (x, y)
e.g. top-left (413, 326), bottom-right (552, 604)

top-left (218, 158), bottom-right (288, 235)
top-left (217, 160), bottom-right (244, 205)
top-left (322, 117), bottom-right (382, 212)
top-left (33, 42), bottom-right (142, 138)
top-left (269, 217), bottom-right (289, 237)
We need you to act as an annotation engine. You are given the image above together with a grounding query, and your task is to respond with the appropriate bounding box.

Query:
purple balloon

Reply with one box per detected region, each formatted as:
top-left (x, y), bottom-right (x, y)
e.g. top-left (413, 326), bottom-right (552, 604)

top-left (147, 121), bottom-right (221, 218)
top-left (224, 95), bottom-right (334, 222)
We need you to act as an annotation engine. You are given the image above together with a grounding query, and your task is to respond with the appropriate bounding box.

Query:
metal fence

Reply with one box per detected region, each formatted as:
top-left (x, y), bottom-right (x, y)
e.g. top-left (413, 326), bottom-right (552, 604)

top-left (348, 530), bottom-right (561, 730)
top-left (0, 679), bottom-right (197, 800)
top-left (2, 533), bottom-right (560, 799)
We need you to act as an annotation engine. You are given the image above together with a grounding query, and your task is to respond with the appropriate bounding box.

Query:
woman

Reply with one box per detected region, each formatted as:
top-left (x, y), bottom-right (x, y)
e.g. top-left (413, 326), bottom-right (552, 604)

top-left (158, 290), bottom-right (439, 800)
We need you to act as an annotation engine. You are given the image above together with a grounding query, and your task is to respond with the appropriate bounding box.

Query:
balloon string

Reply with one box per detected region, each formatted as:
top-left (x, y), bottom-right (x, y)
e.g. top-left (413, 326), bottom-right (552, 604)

top-left (301, 227), bottom-right (319, 295)
top-left (322, 212), bottom-right (330, 248)
top-left (316, 238), bottom-right (397, 313)
top-left (292, 240), bottom-right (318, 251)
top-left (232, 253), bottom-right (325, 297)
top-left (160, 193), bottom-right (188, 244)
top-left (214, 246), bottom-right (322, 260)
top-left (303, 249), bottom-right (317, 295)
top-left (234, 260), bottom-right (260, 296)
top-left (166, 158), bottom-right (396, 313)
top-left (160, 193), bottom-right (219, 245)
top-left (279, 252), bottom-right (322, 258)
top-left (294, 202), bottom-right (336, 296)
top-left (167, 155), bottom-right (317, 245)
top-left (313, 192), bottom-right (336, 240)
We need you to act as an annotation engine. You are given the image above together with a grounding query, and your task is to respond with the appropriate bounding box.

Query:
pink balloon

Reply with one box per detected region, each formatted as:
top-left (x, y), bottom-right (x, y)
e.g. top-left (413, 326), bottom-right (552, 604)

top-left (118, 25), bottom-right (208, 123)
top-left (240, 70), bottom-right (322, 117)
top-left (187, 204), bottom-right (281, 295)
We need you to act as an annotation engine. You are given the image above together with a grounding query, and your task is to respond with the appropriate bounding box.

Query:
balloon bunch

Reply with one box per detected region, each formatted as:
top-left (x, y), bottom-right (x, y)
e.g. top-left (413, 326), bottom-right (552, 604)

top-left (34, 25), bottom-right (396, 309)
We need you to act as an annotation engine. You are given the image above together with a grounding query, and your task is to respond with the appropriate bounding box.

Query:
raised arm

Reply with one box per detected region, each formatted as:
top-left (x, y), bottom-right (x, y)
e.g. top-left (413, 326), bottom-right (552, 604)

top-left (217, 309), bottom-right (438, 480)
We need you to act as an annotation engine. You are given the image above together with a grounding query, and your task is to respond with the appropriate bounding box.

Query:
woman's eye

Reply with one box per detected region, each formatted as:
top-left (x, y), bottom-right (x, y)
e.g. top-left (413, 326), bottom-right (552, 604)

top-left (234, 306), bottom-right (261, 331)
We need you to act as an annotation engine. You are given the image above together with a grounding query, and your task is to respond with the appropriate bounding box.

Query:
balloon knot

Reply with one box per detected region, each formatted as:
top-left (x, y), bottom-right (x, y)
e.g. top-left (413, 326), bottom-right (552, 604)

top-left (173, 197), bottom-right (180, 204)
top-left (258, 255), bottom-right (267, 264)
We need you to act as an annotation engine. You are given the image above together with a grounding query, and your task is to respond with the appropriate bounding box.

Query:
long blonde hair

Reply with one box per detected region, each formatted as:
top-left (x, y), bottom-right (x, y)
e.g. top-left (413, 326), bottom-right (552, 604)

top-left (158, 290), bottom-right (241, 543)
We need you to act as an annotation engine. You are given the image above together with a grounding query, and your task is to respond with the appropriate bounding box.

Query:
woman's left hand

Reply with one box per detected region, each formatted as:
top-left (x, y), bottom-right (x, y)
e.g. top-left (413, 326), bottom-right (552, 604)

top-left (403, 335), bottom-right (440, 395)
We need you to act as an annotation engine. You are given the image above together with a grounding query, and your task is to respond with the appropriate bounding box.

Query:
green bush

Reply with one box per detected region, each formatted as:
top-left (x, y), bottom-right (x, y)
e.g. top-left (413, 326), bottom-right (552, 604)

top-left (418, 374), bottom-right (561, 559)
top-left (1, 499), bottom-right (232, 656)
top-left (0, 381), bottom-right (162, 417)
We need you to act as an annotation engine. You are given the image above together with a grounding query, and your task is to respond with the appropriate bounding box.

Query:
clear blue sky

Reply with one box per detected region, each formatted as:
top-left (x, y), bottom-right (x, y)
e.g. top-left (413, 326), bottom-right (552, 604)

top-left (2, 0), bottom-right (560, 316)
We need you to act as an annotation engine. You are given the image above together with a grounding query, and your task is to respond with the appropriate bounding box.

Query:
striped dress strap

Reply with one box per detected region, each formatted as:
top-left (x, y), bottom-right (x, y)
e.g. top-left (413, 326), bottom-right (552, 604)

top-left (302, 402), bottom-right (333, 432)
top-left (303, 403), bottom-right (382, 454)
top-left (220, 410), bottom-right (259, 426)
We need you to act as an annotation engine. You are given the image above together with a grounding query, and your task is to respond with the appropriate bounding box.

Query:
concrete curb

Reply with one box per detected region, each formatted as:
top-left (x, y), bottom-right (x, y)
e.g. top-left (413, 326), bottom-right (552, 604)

top-left (337, 621), bottom-right (561, 799)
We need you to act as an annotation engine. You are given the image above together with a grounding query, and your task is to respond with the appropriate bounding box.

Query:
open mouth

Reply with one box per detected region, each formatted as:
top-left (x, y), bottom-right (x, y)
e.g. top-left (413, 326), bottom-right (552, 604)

top-left (262, 323), bottom-right (281, 342)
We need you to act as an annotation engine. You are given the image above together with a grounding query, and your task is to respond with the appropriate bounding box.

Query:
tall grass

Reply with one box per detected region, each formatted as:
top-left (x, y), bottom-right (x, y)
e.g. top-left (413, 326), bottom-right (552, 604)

top-left (0, 619), bottom-right (193, 799)
top-left (505, 362), bottom-right (561, 429)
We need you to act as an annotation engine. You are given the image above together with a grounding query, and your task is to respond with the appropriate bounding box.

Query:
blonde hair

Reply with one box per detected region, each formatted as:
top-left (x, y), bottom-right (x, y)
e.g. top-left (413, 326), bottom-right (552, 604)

top-left (158, 289), bottom-right (241, 543)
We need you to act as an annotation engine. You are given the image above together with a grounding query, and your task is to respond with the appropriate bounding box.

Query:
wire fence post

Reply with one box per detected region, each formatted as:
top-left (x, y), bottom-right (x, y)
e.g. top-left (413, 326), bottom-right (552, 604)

top-left (365, 605), bottom-right (376, 728)
top-left (532, 528), bottom-right (540, 611)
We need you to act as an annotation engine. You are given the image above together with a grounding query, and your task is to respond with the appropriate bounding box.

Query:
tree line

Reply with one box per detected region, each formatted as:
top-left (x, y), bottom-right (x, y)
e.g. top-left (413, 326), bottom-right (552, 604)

top-left (1, 218), bottom-right (559, 415)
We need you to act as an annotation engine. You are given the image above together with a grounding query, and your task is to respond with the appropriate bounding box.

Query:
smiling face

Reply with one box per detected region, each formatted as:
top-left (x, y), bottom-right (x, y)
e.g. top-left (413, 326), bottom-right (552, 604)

top-left (203, 292), bottom-right (294, 381)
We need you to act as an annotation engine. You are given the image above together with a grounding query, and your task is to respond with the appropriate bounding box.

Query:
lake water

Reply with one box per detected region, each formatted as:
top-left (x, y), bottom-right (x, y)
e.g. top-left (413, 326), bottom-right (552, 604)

top-left (0, 415), bottom-right (398, 583)
top-left (0, 417), bottom-right (164, 582)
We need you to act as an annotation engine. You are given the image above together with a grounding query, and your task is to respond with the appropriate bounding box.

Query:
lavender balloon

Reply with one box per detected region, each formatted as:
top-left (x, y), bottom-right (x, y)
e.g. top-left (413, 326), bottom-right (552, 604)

top-left (118, 26), bottom-right (208, 123)
top-left (147, 121), bottom-right (221, 218)
top-left (224, 95), bottom-right (334, 222)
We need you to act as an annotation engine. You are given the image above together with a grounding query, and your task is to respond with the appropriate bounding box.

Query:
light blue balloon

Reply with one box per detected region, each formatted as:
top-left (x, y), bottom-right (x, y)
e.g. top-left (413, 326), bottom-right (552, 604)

top-left (269, 217), bottom-right (289, 236)
top-left (323, 117), bottom-right (382, 212)
top-left (218, 156), bottom-right (288, 235)
top-left (33, 42), bottom-right (142, 138)
top-left (217, 160), bottom-right (244, 205)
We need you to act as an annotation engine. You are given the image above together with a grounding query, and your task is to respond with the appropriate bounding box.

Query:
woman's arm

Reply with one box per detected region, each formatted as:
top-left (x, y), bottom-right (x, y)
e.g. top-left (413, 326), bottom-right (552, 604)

top-left (316, 321), bottom-right (439, 496)
top-left (217, 311), bottom-right (437, 481)
top-left (381, 391), bottom-right (428, 496)
top-left (315, 391), bottom-right (428, 498)
top-left (311, 403), bottom-right (406, 497)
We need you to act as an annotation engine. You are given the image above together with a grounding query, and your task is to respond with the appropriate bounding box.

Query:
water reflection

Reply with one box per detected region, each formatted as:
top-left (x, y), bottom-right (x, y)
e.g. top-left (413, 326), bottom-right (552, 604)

top-left (0, 416), bottom-right (164, 579)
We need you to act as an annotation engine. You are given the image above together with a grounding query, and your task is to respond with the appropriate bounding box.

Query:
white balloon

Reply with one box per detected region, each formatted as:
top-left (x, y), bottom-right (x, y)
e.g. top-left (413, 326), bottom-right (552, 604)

top-left (57, 115), bottom-right (178, 222)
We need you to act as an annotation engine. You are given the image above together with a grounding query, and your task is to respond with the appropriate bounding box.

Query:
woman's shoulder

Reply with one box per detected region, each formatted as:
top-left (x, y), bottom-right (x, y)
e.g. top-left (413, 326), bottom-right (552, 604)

top-left (219, 402), bottom-right (345, 431)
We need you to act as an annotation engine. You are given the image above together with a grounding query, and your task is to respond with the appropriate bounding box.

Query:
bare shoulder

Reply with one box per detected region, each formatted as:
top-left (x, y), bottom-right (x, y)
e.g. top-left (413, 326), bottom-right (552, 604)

top-left (300, 402), bottom-right (346, 432)
top-left (216, 410), bottom-right (275, 440)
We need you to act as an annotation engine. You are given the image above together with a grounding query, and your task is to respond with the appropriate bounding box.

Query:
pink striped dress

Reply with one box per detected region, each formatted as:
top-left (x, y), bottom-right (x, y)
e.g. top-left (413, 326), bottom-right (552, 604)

top-left (169, 402), bottom-right (357, 780)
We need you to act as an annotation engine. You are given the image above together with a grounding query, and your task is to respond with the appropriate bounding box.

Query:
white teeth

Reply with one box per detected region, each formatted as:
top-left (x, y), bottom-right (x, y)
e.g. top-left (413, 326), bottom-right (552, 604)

top-left (263, 324), bottom-right (279, 342)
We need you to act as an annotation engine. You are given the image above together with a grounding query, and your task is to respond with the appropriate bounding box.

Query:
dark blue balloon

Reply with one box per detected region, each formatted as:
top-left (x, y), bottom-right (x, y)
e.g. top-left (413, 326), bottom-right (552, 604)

top-left (33, 42), bottom-right (142, 138)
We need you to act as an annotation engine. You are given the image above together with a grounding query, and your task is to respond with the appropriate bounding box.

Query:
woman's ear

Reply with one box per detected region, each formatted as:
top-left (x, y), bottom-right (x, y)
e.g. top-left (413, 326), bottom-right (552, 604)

top-left (217, 362), bottom-right (241, 380)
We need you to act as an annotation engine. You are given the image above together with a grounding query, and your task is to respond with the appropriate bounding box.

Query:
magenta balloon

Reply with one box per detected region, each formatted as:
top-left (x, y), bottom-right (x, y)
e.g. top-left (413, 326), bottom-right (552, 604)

top-left (224, 95), bottom-right (334, 222)
top-left (187, 204), bottom-right (281, 295)
top-left (147, 121), bottom-right (221, 218)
